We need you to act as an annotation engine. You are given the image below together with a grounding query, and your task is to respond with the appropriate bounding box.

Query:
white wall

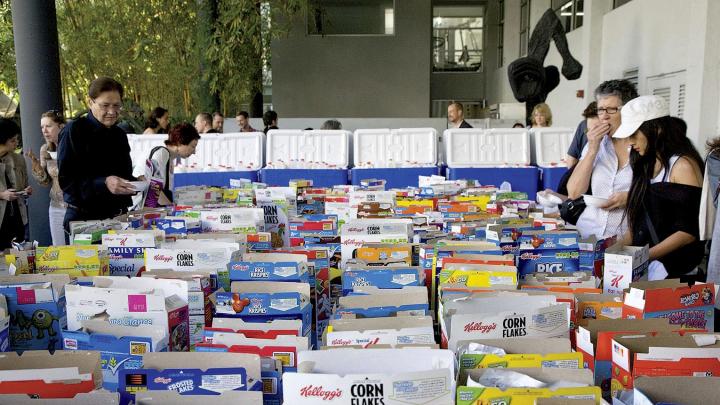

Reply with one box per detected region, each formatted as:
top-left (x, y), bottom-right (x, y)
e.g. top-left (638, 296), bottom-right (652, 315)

top-left (485, 0), bottom-right (720, 148)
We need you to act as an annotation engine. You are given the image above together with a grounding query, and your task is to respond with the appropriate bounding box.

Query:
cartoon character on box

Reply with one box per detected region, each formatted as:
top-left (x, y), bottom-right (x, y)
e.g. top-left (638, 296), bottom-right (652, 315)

top-left (171, 323), bottom-right (189, 352)
top-left (703, 287), bottom-right (713, 305)
top-left (232, 294), bottom-right (251, 313)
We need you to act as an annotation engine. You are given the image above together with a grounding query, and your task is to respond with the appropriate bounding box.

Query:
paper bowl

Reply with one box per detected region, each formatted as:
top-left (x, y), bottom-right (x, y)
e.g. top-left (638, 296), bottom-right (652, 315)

top-left (583, 194), bottom-right (608, 208)
top-left (47, 151), bottom-right (58, 160)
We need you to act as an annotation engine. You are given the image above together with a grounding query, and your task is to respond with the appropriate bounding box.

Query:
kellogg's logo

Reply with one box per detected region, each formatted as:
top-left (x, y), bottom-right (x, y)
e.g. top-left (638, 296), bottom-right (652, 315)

top-left (680, 291), bottom-right (700, 307)
top-left (519, 253), bottom-right (542, 260)
top-left (463, 321), bottom-right (497, 334)
top-left (300, 385), bottom-right (343, 401)
top-left (153, 254), bottom-right (173, 263)
top-left (119, 237), bottom-right (128, 246)
top-left (153, 376), bottom-right (172, 384)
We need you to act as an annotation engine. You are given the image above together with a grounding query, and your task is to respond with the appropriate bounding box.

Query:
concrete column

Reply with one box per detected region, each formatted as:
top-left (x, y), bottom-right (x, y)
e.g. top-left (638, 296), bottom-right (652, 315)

top-left (11, 0), bottom-right (63, 245)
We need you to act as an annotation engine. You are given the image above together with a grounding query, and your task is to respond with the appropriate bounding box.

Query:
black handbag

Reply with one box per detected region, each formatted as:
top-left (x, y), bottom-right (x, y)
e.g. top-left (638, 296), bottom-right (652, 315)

top-left (559, 196), bottom-right (586, 225)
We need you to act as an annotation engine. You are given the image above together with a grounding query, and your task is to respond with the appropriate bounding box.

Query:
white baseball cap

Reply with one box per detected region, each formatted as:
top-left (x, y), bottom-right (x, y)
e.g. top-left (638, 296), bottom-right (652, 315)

top-left (612, 95), bottom-right (670, 139)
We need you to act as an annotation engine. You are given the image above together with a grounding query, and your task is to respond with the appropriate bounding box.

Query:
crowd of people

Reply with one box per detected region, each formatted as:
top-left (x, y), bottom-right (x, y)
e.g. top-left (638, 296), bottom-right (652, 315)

top-left (0, 76), bottom-right (716, 282)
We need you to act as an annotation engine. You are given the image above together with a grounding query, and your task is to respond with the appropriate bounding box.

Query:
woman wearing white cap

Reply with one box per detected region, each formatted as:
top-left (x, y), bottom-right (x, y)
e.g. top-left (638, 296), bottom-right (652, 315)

top-left (613, 95), bottom-right (705, 279)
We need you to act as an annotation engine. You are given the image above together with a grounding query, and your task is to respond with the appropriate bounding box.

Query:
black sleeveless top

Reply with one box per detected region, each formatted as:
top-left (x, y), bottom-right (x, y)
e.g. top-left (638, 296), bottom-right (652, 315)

top-left (632, 182), bottom-right (704, 276)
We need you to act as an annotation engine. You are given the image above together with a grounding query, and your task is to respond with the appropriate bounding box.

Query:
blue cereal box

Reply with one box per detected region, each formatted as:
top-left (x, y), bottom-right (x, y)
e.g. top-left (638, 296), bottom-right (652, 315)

top-left (228, 252), bottom-right (310, 283)
top-left (341, 266), bottom-right (424, 296)
top-left (214, 282), bottom-right (313, 338)
top-left (118, 352), bottom-right (262, 405)
top-left (0, 295), bottom-right (9, 352)
top-left (517, 231), bottom-right (580, 278)
top-left (334, 290), bottom-right (429, 318)
top-left (62, 320), bottom-right (168, 392)
top-left (0, 274), bottom-right (70, 352)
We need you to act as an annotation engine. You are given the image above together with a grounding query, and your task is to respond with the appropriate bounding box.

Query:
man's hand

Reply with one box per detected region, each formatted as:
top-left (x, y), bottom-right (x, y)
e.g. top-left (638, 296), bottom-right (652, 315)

top-left (586, 122), bottom-right (610, 153)
top-left (600, 191), bottom-right (628, 210)
top-left (105, 176), bottom-right (137, 195)
top-left (0, 189), bottom-right (19, 201)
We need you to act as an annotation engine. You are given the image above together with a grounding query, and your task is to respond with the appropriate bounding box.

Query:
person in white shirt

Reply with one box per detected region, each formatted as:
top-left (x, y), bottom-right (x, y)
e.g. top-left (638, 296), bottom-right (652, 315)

top-left (567, 79), bottom-right (639, 239)
top-left (142, 123), bottom-right (200, 207)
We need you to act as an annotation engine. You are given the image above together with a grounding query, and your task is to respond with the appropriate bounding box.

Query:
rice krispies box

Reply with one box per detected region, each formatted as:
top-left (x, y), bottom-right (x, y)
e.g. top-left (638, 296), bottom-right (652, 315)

top-left (516, 231), bottom-right (580, 278)
top-left (341, 266), bottom-right (425, 296)
top-left (213, 281), bottom-right (313, 339)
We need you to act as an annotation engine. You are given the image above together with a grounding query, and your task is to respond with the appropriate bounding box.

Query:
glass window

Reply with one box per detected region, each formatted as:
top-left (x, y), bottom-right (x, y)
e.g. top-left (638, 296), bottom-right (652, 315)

top-left (554, 0), bottom-right (583, 33)
top-left (432, 5), bottom-right (485, 72)
top-left (308, 0), bottom-right (395, 36)
top-left (519, 0), bottom-right (530, 56)
top-left (498, 0), bottom-right (504, 68)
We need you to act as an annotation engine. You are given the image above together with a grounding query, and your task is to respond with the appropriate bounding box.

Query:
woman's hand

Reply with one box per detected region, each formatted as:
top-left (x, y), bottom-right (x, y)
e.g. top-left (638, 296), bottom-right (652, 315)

top-left (23, 186), bottom-right (32, 196)
top-left (0, 189), bottom-right (19, 201)
top-left (600, 191), bottom-right (628, 210)
top-left (24, 150), bottom-right (42, 171)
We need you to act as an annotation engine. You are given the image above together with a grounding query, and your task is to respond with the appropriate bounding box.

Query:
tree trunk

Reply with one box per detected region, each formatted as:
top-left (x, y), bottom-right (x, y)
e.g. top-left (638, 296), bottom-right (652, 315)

top-left (196, 0), bottom-right (220, 113)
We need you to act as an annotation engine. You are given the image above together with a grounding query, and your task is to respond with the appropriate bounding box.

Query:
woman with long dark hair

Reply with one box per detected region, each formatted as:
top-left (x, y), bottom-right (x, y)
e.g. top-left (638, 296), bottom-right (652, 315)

top-left (143, 106), bottom-right (169, 134)
top-left (613, 95), bottom-right (705, 279)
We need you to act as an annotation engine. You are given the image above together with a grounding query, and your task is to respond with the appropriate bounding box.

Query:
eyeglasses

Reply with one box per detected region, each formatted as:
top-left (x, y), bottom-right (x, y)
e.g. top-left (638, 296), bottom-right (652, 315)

top-left (597, 107), bottom-right (621, 115)
top-left (91, 99), bottom-right (123, 112)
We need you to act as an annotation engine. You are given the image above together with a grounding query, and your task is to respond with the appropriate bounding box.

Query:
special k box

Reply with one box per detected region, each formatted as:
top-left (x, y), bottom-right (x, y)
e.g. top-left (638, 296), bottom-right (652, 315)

top-left (283, 348), bottom-right (455, 405)
top-left (65, 285), bottom-right (190, 352)
top-left (611, 333), bottom-right (720, 395)
top-left (102, 233), bottom-right (158, 277)
top-left (574, 318), bottom-right (673, 391)
top-left (0, 350), bottom-right (101, 398)
top-left (324, 316), bottom-right (434, 347)
top-left (623, 281), bottom-right (716, 330)
top-left (603, 245), bottom-right (649, 294)
top-left (36, 245), bottom-right (109, 277)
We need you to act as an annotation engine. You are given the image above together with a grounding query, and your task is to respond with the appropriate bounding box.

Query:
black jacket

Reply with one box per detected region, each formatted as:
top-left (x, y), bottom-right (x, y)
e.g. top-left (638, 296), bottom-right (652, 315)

top-left (58, 113), bottom-right (135, 216)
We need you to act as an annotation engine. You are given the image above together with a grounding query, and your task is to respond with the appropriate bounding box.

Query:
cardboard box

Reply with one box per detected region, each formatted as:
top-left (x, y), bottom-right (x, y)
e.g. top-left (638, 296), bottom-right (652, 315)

top-left (0, 351), bottom-right (101, 398)
top-left (631, 376), bottom-right (720, 404)
top-left (196, 332), bottom-right (308, 371)
top-left (228, 252), bottom-right (310, 282)
top-left (144, 247), bottom-right (235, 290)
top-left (575, 293), bottom-right (624, 328)
top-left (623, 281), bottom-right (716, 330)
top-left (0, 392), bottom-right (120, 404)
top-left (65, 285), bottom-right (189, 352)
top-left (454, 337), bottom-right (575, 371)
top-left (118, 352), bottom-right (263, 404)
top-left (35, 245), bottom-right (109, 277)
top-left (335, 290), bottom-right (429, 319)
top-left (457, 368), bottom-right (599, 405)
top-left (142, 270), bottom-right (214, 346)
top-left (102, 233), bottom-right (158, 277)
top-left (354, 243), bottom-right (413, 265)
top-left (134, 391), bottom-right (263, 404)
top-left (0, 296), bottom-right (7, 352)
top-left (213, 281), bottom-right (313, 338)
top-left (199, 207), bottom-right (265, 234)
top-left (325, 316), bottom-right (434, 347)
top-left (283, 348), bottom-right (455, 405)
top-left (522, 271), bottom-right (599, 289)
top-left (603, 245), bottom-right (649, 294)
top-left (342, 266), bottom-right (425, 295)
top-left (574, 318), bottom-right (673, 395)
top-left (0, 274), bottom-right (70, 351)
top-left (579, 235), bottom-right (617, 277)
top-left (441, 292), bottom-right (569, 351)
top-left (611, 333), bottom-right (720, 395)
top-left (62, 320), bottom-right (168, 391)
top-left (516, 231), bottom-right (580, 278)
top-left (340, 219), bottom-right (413, 267)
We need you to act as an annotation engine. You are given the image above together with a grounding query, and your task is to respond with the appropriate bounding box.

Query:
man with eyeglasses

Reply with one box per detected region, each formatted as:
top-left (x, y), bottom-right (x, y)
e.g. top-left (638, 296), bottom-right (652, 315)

top-left (567, 79), bottom-right (639, 239)
top-left (58, 77), bottom-right (137, 243)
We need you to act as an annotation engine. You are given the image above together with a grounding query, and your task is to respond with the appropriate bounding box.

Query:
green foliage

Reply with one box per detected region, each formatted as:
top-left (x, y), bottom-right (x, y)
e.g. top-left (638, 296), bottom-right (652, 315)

top-left (0, 0), bottom-right (305, 123)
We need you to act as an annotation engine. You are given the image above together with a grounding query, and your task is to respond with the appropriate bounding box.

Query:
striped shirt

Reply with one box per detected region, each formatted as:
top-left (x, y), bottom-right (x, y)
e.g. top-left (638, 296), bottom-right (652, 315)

top-left (576, 135), bottom-right (632, 239)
